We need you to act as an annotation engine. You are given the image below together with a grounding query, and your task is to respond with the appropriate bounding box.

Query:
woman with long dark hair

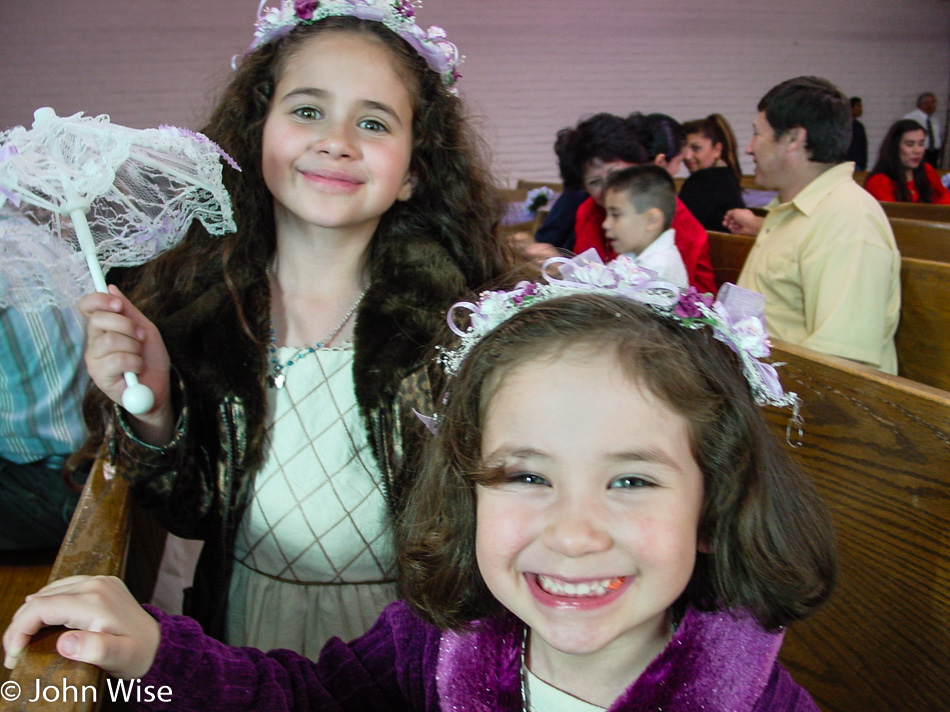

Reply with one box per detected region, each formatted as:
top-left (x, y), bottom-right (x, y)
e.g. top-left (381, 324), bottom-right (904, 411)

top-left (865, 119), bottom-right (950, 204)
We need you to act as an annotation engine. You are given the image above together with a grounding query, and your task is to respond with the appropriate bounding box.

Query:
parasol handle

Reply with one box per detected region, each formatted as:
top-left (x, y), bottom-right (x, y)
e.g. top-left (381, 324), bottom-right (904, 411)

top-left (70, 208), bottom-right (155, 415)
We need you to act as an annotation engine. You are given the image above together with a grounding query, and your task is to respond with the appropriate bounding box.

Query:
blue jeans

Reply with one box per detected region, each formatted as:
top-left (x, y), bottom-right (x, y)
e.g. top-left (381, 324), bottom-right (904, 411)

top-left (0, 456), bottom-right (84, 551)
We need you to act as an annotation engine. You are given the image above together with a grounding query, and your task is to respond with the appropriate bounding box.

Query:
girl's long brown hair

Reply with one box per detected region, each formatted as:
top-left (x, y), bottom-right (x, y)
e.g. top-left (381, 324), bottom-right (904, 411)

top-left (70, 16), bottom-right (515, 476)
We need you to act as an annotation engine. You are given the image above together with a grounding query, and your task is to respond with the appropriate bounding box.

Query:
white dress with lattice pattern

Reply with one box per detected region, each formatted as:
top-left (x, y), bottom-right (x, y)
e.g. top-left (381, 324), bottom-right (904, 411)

top-left (226, 345), bottom-right (397, 655)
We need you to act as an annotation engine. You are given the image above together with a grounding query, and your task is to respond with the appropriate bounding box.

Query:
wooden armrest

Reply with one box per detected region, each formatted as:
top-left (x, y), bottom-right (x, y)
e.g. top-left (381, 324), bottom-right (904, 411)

top-left (3, 459), bottom-right (132, 712)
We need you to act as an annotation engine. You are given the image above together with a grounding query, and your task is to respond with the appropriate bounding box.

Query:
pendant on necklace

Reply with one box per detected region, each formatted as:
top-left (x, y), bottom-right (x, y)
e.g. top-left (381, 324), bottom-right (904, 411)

top-left (268, 373), bottom-right (285, 390)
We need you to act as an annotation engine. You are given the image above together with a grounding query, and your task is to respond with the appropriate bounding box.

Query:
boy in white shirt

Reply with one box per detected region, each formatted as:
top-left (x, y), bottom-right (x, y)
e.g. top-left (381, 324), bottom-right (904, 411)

top-left (602, 165), bottom-right (688, 288)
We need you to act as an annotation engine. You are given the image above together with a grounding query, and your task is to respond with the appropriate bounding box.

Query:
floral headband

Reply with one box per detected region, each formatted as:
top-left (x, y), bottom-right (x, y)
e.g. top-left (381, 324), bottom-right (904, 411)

top-left (441, 249), bottom-right (801, 419)
top-left (237, 0), bottom-right (462, 90)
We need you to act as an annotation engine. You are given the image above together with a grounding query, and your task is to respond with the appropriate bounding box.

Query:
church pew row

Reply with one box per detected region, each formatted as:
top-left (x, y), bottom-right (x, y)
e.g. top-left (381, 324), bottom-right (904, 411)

top-left (1, 459), bottom-right (133, 712)
top-left (880, 200), bottom-right (950, 224)
top-left (888, 218), bottom-right (950, 263)
top-left (765, 340), bottom-right (950, 712)
top-left (515, 178), bottom-right (563, 193)
top-left (706, 231), bottom-right (950, 392)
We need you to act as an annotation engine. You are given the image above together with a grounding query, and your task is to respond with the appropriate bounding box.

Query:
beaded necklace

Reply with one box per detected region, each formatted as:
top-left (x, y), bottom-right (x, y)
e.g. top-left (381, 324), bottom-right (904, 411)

top-left (267, 290), bottom-right (366, 389)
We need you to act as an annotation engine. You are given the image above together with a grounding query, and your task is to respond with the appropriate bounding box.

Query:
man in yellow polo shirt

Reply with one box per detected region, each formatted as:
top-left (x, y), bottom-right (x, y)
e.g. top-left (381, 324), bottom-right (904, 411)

top-left (725, 76), bottom-right (900, 374)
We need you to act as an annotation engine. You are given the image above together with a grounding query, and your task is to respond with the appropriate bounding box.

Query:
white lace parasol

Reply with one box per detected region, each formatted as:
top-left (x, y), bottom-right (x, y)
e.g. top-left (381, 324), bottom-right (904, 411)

top-left (0, 107), bottom-right (239, 413)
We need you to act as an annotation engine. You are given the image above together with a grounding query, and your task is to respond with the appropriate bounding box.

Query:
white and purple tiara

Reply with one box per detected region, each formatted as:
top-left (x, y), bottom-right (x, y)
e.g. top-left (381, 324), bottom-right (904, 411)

top-left (442, 249), bottom-right (800, 417)
top-left (236, 0), bottom-right (462, 89)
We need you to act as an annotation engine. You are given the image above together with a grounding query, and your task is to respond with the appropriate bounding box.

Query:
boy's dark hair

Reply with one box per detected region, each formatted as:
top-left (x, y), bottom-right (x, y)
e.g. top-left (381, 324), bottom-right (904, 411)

top-left (554, 113), bottom-right (648, 191)
top-left (682, 113), bottom-right (743, 184)
top-left (757, 76), bottom-right (851, 164)
top-left (866, 118), bottom-right (932, 203)
top-left (604, 164), bottom-right (676, 231)
top-left (398, 294), bottom-right (836, 633)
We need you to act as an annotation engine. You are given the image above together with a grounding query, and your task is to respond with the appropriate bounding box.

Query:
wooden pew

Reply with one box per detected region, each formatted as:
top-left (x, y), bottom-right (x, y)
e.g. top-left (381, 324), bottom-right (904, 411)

top-left (894, 256), bottom-right (950, 390)
top-left (763, 341), bottom-right (950, 712)
top-left (880, 201), bottom-right (950, 223)
top-left (496, 187), bottom-right (528, 204)
top-left (706, 231), bottom-right (950, 392)
top-left (706, 219), bottom-right (950, 266)
top-left (0, 550), bottom-right (57, 685)
top-left (706, 230), bottom-right (754, 287)
top-left (515, 179), bottom-right (562, 192)
top-left (889, 218), bottom-right (950, 262)
top-left (739, 174), bottom-right (759, 190)
top-left (0, 459), bottom-right (133, 712)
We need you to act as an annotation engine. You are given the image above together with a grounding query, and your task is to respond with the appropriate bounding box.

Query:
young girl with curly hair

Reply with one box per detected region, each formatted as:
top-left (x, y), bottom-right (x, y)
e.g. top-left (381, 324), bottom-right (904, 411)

top-left (72, 0), bottom-right (514, 654)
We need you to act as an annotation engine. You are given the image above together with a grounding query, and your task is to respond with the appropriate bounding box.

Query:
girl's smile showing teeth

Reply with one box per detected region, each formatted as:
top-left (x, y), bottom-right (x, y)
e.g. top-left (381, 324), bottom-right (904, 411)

top-left (526, 571), bottom-right (633, 611)
top-left (535, 574), bottom-right (625, 598)
top-left (477, 349), bottom-right (706, 662)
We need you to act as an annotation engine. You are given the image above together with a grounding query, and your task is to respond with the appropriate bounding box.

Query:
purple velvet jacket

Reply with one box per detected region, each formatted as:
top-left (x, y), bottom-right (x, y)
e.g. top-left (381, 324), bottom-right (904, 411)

top-left (134, 601), bottom-right (819, 711)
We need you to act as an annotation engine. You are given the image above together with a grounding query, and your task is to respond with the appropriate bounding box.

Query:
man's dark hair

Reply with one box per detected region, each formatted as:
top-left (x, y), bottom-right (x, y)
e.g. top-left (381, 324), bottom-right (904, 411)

top-left (758, 76), bottom-right (851, 164)
top-left (850, 97), bottom-right (862, 108)
top-left (917, 92), bottom-right (936, 108)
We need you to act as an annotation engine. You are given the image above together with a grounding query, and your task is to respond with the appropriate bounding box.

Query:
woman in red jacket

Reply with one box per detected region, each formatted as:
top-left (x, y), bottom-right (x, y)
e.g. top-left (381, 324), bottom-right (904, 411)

top-left (865, 119), bottom-right (950, 204)
top-left (557, 112), bottom-right (717, 294)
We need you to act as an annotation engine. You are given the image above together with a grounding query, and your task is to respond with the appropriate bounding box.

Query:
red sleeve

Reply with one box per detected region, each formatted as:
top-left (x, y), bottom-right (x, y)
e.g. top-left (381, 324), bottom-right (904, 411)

top-left (924, 163), bottom-right (950, 204)
top-left (572, 197), bottom-right (612, 260)
top-left (864, 173), bottom-right (898, 202)
top-left (672, 199), bottom-right (717, 295)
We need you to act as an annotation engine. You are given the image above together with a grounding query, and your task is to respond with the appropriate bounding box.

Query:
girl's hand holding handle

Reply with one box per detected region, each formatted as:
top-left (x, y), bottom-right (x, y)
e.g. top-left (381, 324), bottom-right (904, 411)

top-left (2, 575), bottom-right (161, 681)
top-left (80, 285), bottom-right (175, 446)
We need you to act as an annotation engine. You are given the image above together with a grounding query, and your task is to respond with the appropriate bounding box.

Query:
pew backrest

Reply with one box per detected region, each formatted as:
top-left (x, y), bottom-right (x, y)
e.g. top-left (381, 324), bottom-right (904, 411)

top-left (879, 200), bottom-right (950, 223)
top-left (894, 256), bottom-right (950, 391)
top-left (889, 217), bottom-right (950, 262)
top-left (764, 341), bottom-right (950, 712)
top-left (515, 179), bottom-right (563, 192)
top-left (706, 231), bottom-right (754, 288)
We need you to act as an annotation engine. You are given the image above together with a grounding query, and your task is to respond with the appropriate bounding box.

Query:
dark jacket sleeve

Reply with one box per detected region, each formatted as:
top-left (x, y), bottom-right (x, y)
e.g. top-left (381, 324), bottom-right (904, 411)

top-left (535, 189), bottom-right (588, 249)
top-left (112, 372), bottom-right (224, 540)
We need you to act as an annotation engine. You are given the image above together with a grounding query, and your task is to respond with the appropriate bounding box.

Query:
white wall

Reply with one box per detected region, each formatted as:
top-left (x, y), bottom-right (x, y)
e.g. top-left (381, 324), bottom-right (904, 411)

top-left (2, 0), bottom-right (948, 184)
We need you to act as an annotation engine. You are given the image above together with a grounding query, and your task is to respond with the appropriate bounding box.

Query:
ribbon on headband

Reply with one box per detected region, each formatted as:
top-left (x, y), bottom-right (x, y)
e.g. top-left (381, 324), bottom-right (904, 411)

top-left (441, 249), bottom-right (800, 422)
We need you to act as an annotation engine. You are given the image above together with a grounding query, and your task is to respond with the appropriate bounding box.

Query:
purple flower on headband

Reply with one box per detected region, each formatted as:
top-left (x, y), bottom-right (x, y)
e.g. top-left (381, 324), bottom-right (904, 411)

top-left (675, 286), bottom-right (714, 319)
top-left (395, 0), bottom-right (415, 18)
top-left (512, 283), bottom-right (539, 305)
top-left (294, 0), bottom-right (318, 19)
